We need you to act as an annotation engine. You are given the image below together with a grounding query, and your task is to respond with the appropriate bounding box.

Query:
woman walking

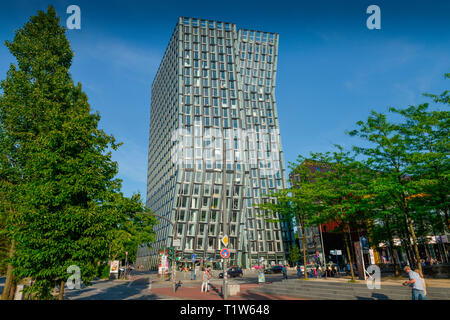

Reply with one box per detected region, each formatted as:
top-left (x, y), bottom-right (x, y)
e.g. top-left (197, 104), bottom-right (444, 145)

top-left (206, 267), bottom-right (212, 292)
top-left (201, 269), bottom-right (209, 293)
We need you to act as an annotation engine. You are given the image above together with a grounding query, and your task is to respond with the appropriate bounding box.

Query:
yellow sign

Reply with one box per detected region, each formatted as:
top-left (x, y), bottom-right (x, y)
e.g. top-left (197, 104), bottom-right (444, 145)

top-left (221, 235), bottom-right (229, 247)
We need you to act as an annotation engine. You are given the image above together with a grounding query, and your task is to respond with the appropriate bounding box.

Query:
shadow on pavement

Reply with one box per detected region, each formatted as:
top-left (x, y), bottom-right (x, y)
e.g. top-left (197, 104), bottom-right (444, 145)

top-left (65, 277), bottom-right (161, 300)
top-left (238, 291), bottom-right (276, 300)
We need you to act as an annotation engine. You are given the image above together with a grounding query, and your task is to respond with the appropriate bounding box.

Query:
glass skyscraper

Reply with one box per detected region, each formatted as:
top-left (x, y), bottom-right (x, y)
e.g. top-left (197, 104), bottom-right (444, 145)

top-left (136, 17), bottom-right (291, 270)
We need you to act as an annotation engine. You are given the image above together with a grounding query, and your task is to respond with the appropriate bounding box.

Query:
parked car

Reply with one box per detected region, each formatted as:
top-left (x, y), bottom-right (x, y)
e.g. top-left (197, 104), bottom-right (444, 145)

top-left (219, 266), bottom-right (243, 278)
top-left (264, 265), bottom-right (285, 274)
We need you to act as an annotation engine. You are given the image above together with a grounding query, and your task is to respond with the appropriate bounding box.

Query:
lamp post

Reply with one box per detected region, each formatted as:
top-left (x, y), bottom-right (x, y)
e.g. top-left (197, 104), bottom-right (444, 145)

top-left (222, 127), bottom-right (229, 300)
top-left (319, 224), bottom-right (326, 266)
top-left (136, 212), bottom-right (178, 293)
top-left (215, 126), bottom-right (228, 300)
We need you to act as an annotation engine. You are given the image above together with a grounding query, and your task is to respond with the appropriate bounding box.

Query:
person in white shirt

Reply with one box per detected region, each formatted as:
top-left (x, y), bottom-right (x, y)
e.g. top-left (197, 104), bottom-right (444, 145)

top-left (201, 269), bottom-right (209, 293)
top-left (402, 266), bottom-right (426, 300)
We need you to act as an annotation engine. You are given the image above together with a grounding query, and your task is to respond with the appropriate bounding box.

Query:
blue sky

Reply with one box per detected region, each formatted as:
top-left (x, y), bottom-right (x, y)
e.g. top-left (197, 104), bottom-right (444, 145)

top-left (0, 0), bottom-right (449, 200)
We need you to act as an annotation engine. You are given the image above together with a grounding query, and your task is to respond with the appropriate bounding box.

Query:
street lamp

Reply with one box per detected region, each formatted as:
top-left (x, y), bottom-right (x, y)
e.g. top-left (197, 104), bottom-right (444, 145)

top-left (214, 125), bottom-right (228, 300)
top-left (136, 212), bottom-right (178, 293)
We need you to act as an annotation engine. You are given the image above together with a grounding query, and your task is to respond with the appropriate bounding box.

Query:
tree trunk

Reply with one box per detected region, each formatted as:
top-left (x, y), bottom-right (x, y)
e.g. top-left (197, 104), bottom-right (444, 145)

top-left (445, 209), bottom-right (449, 231)
top-left (399, 194), bottom-right (422, 273)
top-left (442, 242), bottom-right (449, 263)
top-left (405, 209), bottom-right (422, 274)
top-left (1, 240), bottom-right (15, 300)
top-left (401, 239), bottom-right (412, 267)
top-left (400, 217), bottom-right (415, 267)
top-left (384, 217), bottom-right (400, 277)
top-left (390, 245), bottom-right (401, 277)
top-left (301, 223), bottom-right (307, 280)
top-left (344, 231), bottom-right (355, 281)
top-left (58, 281), bottom-right (65, 300)
top-left (441, 197), bottom-right (449, 231)
top-left (8, 281), bottom-right (16, 300)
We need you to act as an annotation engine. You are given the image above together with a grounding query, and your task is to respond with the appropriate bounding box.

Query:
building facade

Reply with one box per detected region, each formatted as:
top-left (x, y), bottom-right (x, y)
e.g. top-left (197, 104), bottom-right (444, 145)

top-left (136, 17), bottom-right (289, 270)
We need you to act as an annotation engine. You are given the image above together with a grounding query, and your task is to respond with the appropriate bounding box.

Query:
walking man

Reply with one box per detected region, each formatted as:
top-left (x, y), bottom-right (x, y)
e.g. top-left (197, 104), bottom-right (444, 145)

top-left (402, 266), bottom-right (426, 300)
top-left (281, 265), bottom-right (288, 280)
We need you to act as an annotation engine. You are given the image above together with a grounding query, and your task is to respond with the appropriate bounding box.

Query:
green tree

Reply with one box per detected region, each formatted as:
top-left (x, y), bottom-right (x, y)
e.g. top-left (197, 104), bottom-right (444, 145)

top-left (105, 194), bottom-right (157, 265)
top-left (390, 78), bottom-right (449, 231)
top-left (288, 159), bottom-right (326, 279)
top-left (296, 147), bottom-right (370, 281)
top-left (288, 245), bottom-right (301, 266)
top-left (349, 111), bottom-right (425, 273)
top-left (257, 188), bottom-right (312, 280)
top-left (0, 7), bottom-right (156, 299)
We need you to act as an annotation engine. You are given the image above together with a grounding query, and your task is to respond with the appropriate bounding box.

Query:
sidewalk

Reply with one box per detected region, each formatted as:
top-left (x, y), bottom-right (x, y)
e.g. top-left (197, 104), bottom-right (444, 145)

top-left (297, 275), bottom-right (450, 288)
top-left (150, 282), bottom-right (303, 300)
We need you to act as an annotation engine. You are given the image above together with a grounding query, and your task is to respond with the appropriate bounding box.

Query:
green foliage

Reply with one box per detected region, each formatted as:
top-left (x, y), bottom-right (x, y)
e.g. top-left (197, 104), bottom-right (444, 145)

top-left (288, 245), bottom-right (301, 265)
top-left (0, 6), bottom-right (156, 299)
top-left (291, 146), bottom-right (369, 232)
top-left (281, 74), bottom-right (448, 273)
top-left (97, 263), bottom-right (111, 280)
top-left (105, 194), bottom-right (157, 264)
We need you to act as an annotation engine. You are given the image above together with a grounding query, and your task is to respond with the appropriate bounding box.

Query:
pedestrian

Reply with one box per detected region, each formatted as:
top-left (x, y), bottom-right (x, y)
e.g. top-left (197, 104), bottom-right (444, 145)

top-left (296, 264), bottom-right (301, 278)
top-left (193, 266), bottom-right (198, 280)
top-left (402, 266), bottom-right (426, 300)
top-left (201, 269), bottom-right (209, 293)
top-left (207, 267), bottom-right (212, 292)
top-left (281, 265), bottom-right (288, 280)
top-left (332, 265), bottom-right (337, 277)
top-left (414, 268), bottom-right (427, 297)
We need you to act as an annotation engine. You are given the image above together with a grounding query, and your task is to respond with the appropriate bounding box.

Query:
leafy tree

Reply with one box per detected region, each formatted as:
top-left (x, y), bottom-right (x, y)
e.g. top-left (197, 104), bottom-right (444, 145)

top-left (288, 159), bottom-right (326, 278)
top-left (347, 74), bottom-right (449, 273)
top-left (105, 194), bottom-right (157, 265)
top-left (349, 111), bottom-right (425, 272)
top-left (288, 245), bottom-right (301, 266)
top-left (296, 147), bottom-right (370, 281)
top-left (0, 6), bottom-right (156, 299)
top-left (257, 188), bottom-right (313, 279)
top-left (390, 79), bottom-right (449, 231)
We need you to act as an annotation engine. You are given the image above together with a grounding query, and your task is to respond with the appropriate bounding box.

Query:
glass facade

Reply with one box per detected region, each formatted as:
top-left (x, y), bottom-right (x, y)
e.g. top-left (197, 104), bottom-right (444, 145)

top-left (136, 17), bottom-right (290, 270)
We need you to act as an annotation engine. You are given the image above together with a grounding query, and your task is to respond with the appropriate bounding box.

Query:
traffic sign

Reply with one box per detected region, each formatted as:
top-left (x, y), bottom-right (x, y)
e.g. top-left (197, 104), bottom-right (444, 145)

top-left (336, 250), bottom-right (342, 255)
top-left (221, 235), bottom-right (229, 247)
top-left (258, 272), bottom-right (265, 283)
top-left (175, 250), bottom-right (182, 261)
top-left (220, 248), bottom-right (230, 259)
top-left (191, 254), bottom-right (196, 262)
top-left (173, 239), bottom-right (181, 247)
